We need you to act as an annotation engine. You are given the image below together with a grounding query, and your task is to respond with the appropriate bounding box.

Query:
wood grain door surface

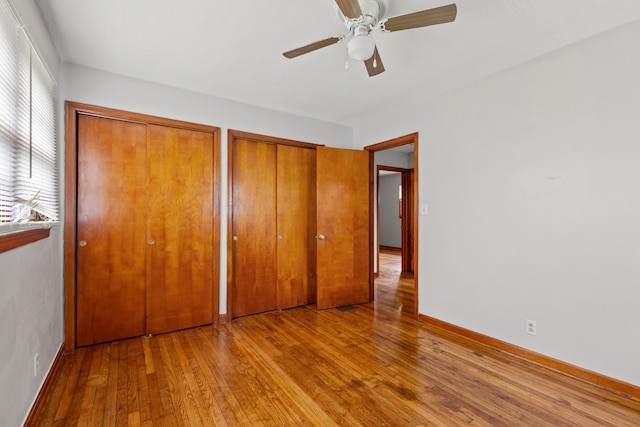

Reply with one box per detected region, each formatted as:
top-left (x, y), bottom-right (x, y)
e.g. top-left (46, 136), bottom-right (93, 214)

top-left (146, 125), bottom-right (214, 334)
top-left (76, 115), bottom-right (148, 346)
top-left (77, 116), bottom-right (216, 345)
top-left (232, 139), bottom-right (278, 317)
top-left (276, 144), bottom-right (317, 309)
top-left (316, 146), bottom-right (371, 309)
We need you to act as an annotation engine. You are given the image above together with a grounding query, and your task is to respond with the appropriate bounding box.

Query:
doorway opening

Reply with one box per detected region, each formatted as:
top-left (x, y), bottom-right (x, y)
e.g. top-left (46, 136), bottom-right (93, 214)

top-left (365, 133), bottom-right (418, 317)
top-left (377, 166), bottom-right (414, 275)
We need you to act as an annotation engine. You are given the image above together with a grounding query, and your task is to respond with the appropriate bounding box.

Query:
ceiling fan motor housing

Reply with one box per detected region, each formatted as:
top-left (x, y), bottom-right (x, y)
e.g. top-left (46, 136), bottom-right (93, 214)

top-left (359, 0), bottom-right (384, 22)
top-left (336, 0), bottom-right (387, 25)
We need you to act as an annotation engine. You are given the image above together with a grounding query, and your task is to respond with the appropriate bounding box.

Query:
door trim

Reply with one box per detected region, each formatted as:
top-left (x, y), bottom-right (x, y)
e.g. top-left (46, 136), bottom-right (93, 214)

top-left (64, 102), bottom-right (221, 352)
top-left (364, 133), bottom-right (419, 317)
top-left (376, 165), bottom-right (412, 275)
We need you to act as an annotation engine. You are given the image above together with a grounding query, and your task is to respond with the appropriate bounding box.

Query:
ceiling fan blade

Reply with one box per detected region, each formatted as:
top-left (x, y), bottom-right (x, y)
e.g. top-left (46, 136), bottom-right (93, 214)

top-left (383, 4), bottom-right (457, 32)
top-left (283, 37), bottom-right (342, 59)
top-left (335, 0), bottom-right (363, 19)
top-left (364, 46), bottom-right (385, 77)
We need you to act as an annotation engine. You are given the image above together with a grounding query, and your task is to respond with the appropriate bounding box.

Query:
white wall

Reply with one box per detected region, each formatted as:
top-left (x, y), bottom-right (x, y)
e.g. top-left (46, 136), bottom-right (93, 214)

top-left (0, 229), bottom-right (62, 426)
top-left (60, 63), bottom-right (353, 316)
top-left (1, 2), bottom-right (62, 426)
top-left (354, 20), bottom-right (640, 386)
top-left (379, 173), bottom-right (402, 248)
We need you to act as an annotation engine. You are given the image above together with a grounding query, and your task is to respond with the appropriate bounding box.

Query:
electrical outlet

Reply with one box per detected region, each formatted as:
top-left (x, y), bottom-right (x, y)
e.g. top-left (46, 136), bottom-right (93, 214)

top-left (526, 319), bottom-right (537, 336)
top-left (34, 353), bottom-right (39, 377)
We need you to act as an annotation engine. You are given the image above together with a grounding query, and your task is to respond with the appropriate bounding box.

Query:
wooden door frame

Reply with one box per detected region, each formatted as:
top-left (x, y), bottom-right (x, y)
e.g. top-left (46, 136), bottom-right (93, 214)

top-left (364, 133), bottom-right (419, 317)
top-left (401, 169), bottom-right (415, 275)
top-left (63, 102), bottom-right (221, 352)
top-left (376, 165), bottom-right (413, 274)
top-left (226, 130), bottom-right (322, 321)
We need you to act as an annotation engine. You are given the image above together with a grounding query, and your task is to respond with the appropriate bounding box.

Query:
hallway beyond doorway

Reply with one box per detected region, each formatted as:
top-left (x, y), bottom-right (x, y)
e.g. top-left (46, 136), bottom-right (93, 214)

top-left (375, 248), bottom-right (414, 316)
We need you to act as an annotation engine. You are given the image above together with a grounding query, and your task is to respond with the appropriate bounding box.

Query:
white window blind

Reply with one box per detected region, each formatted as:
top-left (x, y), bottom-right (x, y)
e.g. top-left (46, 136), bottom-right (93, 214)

top-left (0, 0), bottom-right (57, 234)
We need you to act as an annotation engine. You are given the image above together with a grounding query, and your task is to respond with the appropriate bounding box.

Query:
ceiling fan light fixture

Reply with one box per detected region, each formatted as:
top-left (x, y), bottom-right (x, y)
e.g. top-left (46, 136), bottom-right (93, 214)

top-left (283, 1), bottom-right (458, 77)
top-left (348, 34), bottom-right (375, 61)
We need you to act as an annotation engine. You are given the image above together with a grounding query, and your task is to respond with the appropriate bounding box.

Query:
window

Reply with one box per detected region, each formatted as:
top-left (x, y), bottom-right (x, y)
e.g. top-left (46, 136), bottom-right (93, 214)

top-left (0, 0), bottom-right (57, 236)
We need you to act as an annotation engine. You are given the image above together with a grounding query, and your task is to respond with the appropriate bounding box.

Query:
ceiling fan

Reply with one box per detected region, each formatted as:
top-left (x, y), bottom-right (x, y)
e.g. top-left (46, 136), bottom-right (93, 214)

top-left (283, 0), bottom-right (457, 77)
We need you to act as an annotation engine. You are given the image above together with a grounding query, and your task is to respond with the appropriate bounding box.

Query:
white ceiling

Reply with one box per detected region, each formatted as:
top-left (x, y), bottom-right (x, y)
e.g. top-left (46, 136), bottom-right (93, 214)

top-left (35, 0), bottom-right (640, 126)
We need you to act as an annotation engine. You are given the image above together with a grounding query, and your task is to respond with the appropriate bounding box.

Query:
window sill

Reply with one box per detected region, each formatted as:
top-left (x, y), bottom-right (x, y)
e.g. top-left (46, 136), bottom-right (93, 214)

top-left (0, 228), bottom-right (51, 254)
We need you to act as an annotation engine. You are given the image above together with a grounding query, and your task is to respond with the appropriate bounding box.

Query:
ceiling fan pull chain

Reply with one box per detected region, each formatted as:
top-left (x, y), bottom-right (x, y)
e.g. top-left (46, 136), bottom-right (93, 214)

top-left (345, 44), bottom-right (350, 69)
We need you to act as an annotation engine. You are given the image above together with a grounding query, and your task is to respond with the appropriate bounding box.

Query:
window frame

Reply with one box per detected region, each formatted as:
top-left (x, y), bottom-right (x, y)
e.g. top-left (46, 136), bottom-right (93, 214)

top-left (0, 0), bottom-right (58, 250)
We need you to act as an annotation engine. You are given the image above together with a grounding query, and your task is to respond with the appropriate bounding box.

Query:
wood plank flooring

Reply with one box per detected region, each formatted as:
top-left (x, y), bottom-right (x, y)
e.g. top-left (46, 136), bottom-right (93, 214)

top-left (31, 250), bottom-right (640, 426)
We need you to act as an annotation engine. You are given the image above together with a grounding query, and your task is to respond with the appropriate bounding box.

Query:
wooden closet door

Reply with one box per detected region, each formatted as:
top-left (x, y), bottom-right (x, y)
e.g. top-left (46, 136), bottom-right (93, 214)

top-left (316, 146), bottom-right (371, 309)
top-left (146, 125), bottom-right (214, 334)
top-left (76, 115), bottom-right (147, 346)
top-left (232, 139), bottom-right (277, 317)
top-left (277, 145), bottom-right (317, 309)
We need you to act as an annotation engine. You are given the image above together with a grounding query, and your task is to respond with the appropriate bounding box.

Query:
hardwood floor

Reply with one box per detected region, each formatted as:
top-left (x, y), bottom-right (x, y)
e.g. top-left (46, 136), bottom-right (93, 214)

top-left (31, 251), bottom-right (640, 426)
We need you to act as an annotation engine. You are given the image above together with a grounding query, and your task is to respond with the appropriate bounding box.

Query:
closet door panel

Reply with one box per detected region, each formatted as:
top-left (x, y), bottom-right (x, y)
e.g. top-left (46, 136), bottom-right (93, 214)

top-left (277, 145), bottom-right (317, 309)
top-left (76, 115), bottom-right (147, 346)
top-left (316, 146), bottom-right (370, 309)
top-left (232, 139), bottom-right (277, 317)
top-left (146, 125), bottom-right (214, 334)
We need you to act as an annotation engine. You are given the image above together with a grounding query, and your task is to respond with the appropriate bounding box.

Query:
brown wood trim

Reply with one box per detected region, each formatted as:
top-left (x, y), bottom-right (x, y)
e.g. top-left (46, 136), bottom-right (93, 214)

top-left (412, 138), bottom-right (419, 317)
top-left (379, 245), bottom-right (401, 252)
top-left (211, 126), bottom-right (221, 328)
top-left (374, 162), bottom-right (379, 278)
top-left (226, 130), bottom-right (235, 320)
top-left (368, 151), bottom-right (374, 302)
top-left (23, 346), bottom-right (65, 427)
top-left (228, 130), bottom-right (323, 149)
top-left (64, 102), bottom-right (218, 133)
top-left (377, 165), bottom-right (407, 277)
top-left (218, 314), bottom-right (231, 324)
top-left (366, 132), bottom-right (419, 318)
top-left (419, 314), bottom-right (640, 402)
top-left (0, 228), bottom-right (50, 254)
top-left (64, 101), bottom-right (221, 352)
top-left (364, 133), bottom-right (417, 152)
top-left (401, 169), bottom-right (413, 274)
top-left (63, 101), bottom-right (78, 353)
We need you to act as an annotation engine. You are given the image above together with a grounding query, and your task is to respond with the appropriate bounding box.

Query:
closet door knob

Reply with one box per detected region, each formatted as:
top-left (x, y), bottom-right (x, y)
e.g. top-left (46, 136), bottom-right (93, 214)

top-left (233, 235), bottom-right (238, 241)
top-left (317, 234), bottom-right (326, 240)
top-left (78, 240), bottom-right (87, 247)
top-left (148, 239), bottom-right (155, 245)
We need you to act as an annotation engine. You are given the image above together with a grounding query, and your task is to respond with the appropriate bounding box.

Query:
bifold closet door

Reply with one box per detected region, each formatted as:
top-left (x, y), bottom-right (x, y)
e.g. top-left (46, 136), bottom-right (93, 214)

top-left (76, 115), bottom-right (147, 347)
top-left (277, 144), bottom-right (317, 309)
top-left (232, 139), bottom-right (277, 317)
top-left (146, 125), bottom-right (214, 334)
